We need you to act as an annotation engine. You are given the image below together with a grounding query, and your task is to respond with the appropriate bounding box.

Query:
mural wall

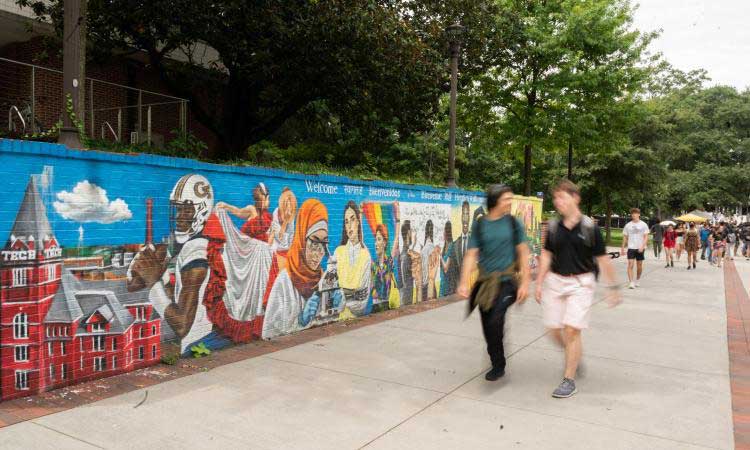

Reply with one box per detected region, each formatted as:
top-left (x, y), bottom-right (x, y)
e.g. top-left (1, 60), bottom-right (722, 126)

top-left (0, 139), bottom-right (541, 401)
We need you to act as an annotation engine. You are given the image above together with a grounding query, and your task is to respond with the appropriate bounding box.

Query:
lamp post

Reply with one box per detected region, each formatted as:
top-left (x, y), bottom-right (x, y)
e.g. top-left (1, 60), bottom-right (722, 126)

top-left (58, 0), bottom-right (87, 148)
top-left (445, 22), bottom-right (464, 188)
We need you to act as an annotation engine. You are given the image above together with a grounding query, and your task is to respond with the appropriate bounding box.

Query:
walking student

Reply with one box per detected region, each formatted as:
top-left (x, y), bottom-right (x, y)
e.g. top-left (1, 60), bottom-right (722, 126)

top-left (684, 222), bottom-right (700, 270)
top-left (663, 224), bottom-right (676, 268)
top-left (675, 223), bottom-right (686, 261)
top-left (621, 208), bottom-right (649, 289)
top-left (535, 180), bottom-right (621, 398)
top-left (712, 224), bottom-right (727, 268)
top-left (650, 221), bottom-right (663, 260)
top-left (700, 224), bottom-right (711, 260)
top-left (457, 184), bottom-right (530, 381)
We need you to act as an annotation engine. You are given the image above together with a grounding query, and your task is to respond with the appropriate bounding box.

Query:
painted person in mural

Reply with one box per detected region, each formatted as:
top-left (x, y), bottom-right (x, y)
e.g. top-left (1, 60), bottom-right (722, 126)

top-left (396, 220), bottom-right (415, 306)
top-left (262, 199), bottom-right (343, 339)
top-left (334, 201), bottom-right (373, 318)
top-left (127, 174), bottom-right (230, 352)
top-left (264, 187), bottom-right (298, 298)
top-left (440, 221), bottom-right (457, 297)
top-left (371, 223), bottom-right (400, 311)
top-left (420, 220), bottom-right (441, 301)
top-left (450, 201), bottom-right (472, 278)
top-left (216, 183), bottom-right (272, 241)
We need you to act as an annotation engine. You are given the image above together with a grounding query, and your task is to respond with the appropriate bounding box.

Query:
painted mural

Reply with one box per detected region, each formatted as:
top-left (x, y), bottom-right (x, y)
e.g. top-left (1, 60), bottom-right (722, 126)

top-left (0, 140), bottom-right (541, 401)
top-left (512, 195), bottom-right (544, 270)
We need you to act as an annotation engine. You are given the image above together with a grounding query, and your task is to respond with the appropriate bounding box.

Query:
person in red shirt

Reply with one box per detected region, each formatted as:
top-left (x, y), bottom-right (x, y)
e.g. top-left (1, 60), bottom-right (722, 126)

top-left (216, 183), bottom-right (272, 241)
top-left (663, 224), bottom-right (676, 268)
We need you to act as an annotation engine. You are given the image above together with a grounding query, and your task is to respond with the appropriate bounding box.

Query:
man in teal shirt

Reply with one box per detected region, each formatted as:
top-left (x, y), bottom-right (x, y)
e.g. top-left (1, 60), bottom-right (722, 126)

top-left (457, 184), bottom-right (530, 381)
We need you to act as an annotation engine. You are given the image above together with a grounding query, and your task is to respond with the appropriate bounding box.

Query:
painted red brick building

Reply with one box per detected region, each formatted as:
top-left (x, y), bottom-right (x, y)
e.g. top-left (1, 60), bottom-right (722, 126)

top-left (0, 177), bottom-right (161, 401)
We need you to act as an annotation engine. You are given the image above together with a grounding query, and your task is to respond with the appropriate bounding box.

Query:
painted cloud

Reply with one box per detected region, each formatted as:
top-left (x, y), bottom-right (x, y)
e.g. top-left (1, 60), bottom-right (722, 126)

top-left (54, 181), bottom-right (132, 224)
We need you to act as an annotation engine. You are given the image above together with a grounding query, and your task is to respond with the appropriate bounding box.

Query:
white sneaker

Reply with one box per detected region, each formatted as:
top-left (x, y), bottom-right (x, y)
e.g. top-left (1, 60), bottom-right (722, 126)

top-left (628, 282), bottom-right (635, 289)
top-left (635, 281), bottom-right (640, 287)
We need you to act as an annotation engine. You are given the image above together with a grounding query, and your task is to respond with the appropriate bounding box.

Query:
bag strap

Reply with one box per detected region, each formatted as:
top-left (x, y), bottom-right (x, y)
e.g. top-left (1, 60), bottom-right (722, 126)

top-left (477, 215), bottom-right (520, 266)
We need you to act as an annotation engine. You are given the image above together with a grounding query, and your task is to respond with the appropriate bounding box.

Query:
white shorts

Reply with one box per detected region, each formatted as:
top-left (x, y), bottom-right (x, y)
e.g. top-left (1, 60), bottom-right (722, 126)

top-left (542, 272), bottom-right (596, 330)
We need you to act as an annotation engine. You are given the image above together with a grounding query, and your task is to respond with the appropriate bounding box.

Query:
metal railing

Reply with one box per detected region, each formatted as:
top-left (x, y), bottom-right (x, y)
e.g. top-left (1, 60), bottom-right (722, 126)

top-left (8, 105), bottom-right (25, 134)
top-left (0, 56), bottom-right (189, 146)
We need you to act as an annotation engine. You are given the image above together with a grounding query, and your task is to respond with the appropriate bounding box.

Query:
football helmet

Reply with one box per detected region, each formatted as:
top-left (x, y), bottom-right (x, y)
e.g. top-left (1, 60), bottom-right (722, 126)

top-left (169, 174), bottom-right (214, 244)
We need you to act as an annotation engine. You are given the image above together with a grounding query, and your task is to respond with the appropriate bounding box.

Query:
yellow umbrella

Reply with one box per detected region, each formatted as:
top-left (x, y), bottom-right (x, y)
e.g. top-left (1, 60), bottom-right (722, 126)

top-left (675, 213), bottom-right (708, 223)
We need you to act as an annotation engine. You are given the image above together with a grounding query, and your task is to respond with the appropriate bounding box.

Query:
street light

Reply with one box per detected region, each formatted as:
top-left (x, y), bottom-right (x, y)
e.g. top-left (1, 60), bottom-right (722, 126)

top-left (445, 22), bottom-right (465, 188)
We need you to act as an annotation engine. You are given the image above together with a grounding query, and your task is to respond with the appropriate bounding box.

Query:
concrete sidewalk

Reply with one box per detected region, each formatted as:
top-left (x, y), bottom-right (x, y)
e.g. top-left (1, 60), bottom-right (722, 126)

top-left (0, 255), bottom-right (735, 449)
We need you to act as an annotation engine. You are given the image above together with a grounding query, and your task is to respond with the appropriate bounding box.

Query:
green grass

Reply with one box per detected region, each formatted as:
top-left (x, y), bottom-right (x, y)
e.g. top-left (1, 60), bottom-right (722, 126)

top-left (605, 228), bottom-right (624, 247)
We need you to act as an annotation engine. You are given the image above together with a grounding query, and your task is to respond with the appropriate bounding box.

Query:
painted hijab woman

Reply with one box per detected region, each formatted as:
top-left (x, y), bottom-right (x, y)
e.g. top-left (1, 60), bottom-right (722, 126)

top-left (262, 199), bottom-right (333, 339)
top-left (334, 201), bottom-right (372, 318)
top-left (216, 183), bottom-right (272, 241)
top-left (371, 224), bottom-right (400, 311)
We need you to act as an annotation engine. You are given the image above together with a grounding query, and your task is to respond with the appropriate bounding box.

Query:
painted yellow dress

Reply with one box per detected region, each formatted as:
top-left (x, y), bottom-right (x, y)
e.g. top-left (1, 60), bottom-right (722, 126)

top-left (334, 242), bottom-right (372, 319)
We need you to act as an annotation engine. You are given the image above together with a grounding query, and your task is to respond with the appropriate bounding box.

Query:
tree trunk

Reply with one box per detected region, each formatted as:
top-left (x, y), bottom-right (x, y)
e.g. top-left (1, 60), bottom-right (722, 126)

top-left (605, 192), bottom-right (613, 244)
top-left (567, 141), bottom-right (573, 180)
top-left (221, 77), bottom-right (255, 160)
top-left (523, 143), bottom-right (532, 196)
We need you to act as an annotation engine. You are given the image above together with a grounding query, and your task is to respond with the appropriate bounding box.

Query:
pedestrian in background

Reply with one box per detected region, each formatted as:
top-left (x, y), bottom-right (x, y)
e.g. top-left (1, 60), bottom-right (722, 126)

top-left (621, 208), bottom-right (649, 289)
top-left (458, 184), bottom-right (530, 381)
top-left (700, 224), bottom-right (711, 260)
top-left (650, 221), bottom-right (663, 260)
top-left (663, 224), bottom-right (676, 268)
top-left (536, 180), bottom-right (620, 398)
top-left (675, 223), bottom-right (685, 261)
top-left (684, 222), bottom-right (700, 270)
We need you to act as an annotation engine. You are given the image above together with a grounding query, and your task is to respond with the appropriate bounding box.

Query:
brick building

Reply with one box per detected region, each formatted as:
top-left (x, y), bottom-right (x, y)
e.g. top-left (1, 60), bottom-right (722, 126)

top-left (0, 177), bottom-right (161, 401)
top-left (0, 2), bottom-right (221, 152)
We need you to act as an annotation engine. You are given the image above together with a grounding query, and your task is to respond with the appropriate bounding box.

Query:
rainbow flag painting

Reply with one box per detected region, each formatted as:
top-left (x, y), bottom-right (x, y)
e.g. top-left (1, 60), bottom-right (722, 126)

top-left (361, 202), bottom-right (399, 254)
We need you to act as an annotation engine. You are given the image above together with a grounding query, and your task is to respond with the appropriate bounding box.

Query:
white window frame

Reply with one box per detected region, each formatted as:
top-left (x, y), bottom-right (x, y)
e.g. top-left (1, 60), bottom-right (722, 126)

top-left (112, 356), bottom-right (117, 370)
top-left (49, 365), bottom-right (54, 381)
top-left (48, 341), bottom-right (53, 356)
top-left (94, 356), bottom-right (105, 372)
top-left (139, 327), bottom-right (144, 339)
top-left (46, 264), bottom-right (56, 281)
top-left (14, 345), bottom-right (28, 362)
top-left (152, 345), bottom-right (157, 359)
top-left (61, 364), bottom-right (67, 380)
top-left (12, 267), bottom-right (27, 287)
top-left (61, 342), bottom-right (66, 355)
top-left (139, 346), bottom-right (144, 360)
top-left (112, 338), bottom-right (117, 351)
top-left (15, 370), bottom-right (28, 390)
top-left (13, 313), bottom-right (28, 339)
top-left (92, 322), bottom-right (105, 333)
top-left (92, 335), bottom-right (105, 352)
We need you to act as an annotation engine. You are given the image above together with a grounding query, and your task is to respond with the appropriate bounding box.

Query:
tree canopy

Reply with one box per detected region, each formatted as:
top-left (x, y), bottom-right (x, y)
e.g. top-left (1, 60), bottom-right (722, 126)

top-left (16, 0), bottom-right (750, 226)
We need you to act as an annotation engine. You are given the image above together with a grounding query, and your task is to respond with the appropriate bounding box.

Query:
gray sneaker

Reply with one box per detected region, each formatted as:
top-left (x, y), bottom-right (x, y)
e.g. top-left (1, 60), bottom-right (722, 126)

top-left (552, 378), bottom-right (577, 398)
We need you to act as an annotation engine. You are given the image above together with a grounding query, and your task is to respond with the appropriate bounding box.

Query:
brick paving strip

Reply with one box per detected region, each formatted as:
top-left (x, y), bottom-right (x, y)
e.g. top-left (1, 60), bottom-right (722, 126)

top-left (0, 297), bottom-right (462, 428)
top-left (724, 260), bottom-right (750, 450)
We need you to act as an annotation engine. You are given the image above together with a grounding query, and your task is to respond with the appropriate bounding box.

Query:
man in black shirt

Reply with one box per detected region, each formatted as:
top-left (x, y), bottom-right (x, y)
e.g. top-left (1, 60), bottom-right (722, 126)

top-left (535, 180), bottom-right (620, 398)
top-left (650, 222), bottom-right (663, 259)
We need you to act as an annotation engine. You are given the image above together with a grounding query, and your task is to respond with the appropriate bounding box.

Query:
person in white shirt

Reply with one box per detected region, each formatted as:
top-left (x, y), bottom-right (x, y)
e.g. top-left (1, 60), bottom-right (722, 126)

top-left (621, 208), bottom-right (650, 289)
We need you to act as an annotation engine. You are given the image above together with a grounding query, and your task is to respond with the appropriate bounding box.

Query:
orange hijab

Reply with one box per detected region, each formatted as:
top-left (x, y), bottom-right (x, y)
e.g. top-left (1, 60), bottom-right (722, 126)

top-left (288, 199), bottom-right (328, 298)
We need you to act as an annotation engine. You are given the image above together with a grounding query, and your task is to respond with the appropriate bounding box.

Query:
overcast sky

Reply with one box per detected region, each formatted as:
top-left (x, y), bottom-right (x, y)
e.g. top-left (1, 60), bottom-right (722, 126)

top-left (632, 0), bottom-right (750, 91)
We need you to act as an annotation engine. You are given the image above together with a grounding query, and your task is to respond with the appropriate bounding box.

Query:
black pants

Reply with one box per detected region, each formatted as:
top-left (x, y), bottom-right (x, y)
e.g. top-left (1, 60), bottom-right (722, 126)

top-left (478, 281), bottom-right (517, 371)
top-left (653, 240), bottom-right (662, 258)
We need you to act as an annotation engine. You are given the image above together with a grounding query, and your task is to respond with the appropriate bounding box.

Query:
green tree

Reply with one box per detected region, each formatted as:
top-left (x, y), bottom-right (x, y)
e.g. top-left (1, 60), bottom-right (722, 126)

top-left (463, 0), bottom-right (654, 195)
top-left (20, 0), bottom-right (497, 160)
